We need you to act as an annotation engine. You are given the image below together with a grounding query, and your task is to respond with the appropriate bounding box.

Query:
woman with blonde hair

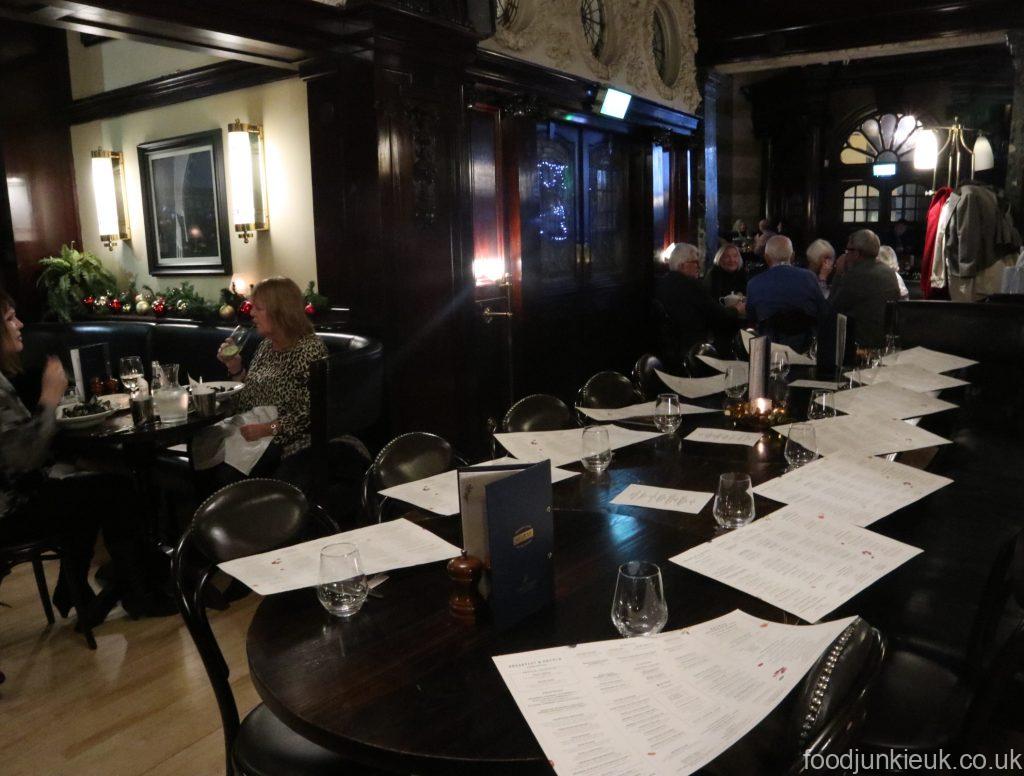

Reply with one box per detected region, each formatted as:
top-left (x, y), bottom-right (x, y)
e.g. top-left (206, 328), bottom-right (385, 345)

top-left (805, 238), bottom-right (835, 297)
top-left (705, 243), bottom-right (747, 303)
top-left (211, 277), bottom-right (328, 480)
top-left (877, 245), bottom-right (910, 300)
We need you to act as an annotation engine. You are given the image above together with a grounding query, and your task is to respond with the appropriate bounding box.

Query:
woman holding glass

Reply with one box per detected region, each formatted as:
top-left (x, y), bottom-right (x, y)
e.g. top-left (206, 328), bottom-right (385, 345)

top-left (0, 290), bottom-right (170, 623)
top-left (209, 277), bottom-right (328, 483)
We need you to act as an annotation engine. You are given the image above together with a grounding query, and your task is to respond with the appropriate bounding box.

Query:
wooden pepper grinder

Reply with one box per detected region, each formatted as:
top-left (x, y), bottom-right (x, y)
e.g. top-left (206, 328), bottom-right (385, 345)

top-left (446, 551), bottom-right (484, 622)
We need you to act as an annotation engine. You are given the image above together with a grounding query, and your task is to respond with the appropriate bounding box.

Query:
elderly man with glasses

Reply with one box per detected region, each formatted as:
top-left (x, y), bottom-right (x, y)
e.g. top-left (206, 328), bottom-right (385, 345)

top-left (829, 229), bottom-right (900, 349)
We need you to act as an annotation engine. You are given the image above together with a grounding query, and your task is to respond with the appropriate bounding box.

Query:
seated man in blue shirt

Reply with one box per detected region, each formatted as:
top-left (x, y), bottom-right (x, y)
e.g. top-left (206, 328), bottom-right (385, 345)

top-left (745, 235), bottom-right (831, 350)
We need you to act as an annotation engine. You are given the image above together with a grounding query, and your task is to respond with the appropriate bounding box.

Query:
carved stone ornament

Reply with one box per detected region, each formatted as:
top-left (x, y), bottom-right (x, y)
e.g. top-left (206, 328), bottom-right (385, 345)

top-left (483, 0), bottom-right (699, 114)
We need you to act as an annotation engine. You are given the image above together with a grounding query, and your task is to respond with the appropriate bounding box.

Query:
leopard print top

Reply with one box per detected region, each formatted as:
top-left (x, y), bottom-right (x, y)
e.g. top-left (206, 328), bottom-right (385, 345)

top-left (236, 334), bottom-right (328, 456)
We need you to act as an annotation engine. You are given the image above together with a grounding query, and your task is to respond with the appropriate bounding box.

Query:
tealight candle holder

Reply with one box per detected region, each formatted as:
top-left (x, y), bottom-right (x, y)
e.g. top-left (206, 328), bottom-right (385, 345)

top-left (724, 397), bottom-right (789, 431)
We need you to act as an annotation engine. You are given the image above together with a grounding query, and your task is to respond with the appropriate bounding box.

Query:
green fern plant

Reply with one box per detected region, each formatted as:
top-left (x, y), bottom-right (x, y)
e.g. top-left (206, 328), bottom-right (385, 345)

top-left (37, 243), bottom-right (117, 322)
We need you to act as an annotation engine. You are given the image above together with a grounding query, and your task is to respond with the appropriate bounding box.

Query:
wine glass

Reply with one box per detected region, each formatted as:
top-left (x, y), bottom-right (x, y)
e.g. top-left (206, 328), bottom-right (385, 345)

top-left (712, 473), bottom-right (755, 529)
top-left (220, 325), bottom-right (251, 359)
top-left (807, 389), bottom-right (835, 420)
top-left (784, 423), bottom-right (818, 468)
top-left (581, 426), bottom-right (612, 474)
top-left (653, 393), bottom-right (682, 433)
top-left (317, 543), bottom-right (368, 618)
top-left (610, 561), bottom-right (668, 637)
top-left (770, 349), bottom-right (790, 380)
top-left (724, 365), bottom-right (747, 400)
top-left (119, 356), bottom-right (144, 396)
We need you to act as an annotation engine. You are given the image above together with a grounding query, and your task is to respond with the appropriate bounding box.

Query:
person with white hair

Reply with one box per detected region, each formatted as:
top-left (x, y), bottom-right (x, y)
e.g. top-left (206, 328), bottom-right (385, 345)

top-left (829, 229), bottom-right (900, 348)
top-left (705, 243), bottom-right (747, 302)
top-left (744, 235), bottom-right (830, 349)
top-left (656, 243), bottom-right (745, 360)
top-left (805, 238), bottom-right (835, 298)
top-left (877, 245), bottom-right (910, 300)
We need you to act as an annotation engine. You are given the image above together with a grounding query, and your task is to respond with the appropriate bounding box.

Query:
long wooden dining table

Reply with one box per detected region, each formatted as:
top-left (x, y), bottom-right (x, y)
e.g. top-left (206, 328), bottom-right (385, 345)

top-left (245, 365), bottom-right (1022, 774)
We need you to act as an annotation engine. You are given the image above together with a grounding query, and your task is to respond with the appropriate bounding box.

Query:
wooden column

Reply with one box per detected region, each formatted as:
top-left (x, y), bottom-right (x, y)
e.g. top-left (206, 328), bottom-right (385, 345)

top-left (1006, 30), bottom-right (1024, 231)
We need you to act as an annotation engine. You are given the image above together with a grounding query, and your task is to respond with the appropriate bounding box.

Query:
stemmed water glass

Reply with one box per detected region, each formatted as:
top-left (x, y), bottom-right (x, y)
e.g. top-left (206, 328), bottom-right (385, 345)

top-left (784, 423), bottom-right (818, 468)
top-left (712, 473), bottom-right (755, 529)
top-left (119, 356), bottom-right (144, 396)
top-left (807, 389), bottom-right (835, 420)
top-left (653, 393), bottom-right (683, 433)
top-left (610, 561), bottom-right (668, 637)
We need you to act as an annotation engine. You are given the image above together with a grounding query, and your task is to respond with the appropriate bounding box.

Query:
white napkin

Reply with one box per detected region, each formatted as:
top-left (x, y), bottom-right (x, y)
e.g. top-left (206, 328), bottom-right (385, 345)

top-left (191, 406), bottom-right (278, 474)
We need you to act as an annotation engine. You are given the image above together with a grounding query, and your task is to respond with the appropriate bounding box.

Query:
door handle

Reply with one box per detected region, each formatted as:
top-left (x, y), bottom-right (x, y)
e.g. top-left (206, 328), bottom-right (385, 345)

top-left (482, 306), bottom-right (513, 324)
top-left (583, 244), bottom-right (591, 266)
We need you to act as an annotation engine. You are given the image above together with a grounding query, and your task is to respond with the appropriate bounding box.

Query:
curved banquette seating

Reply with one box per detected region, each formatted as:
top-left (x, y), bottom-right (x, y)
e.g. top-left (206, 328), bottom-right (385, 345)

top-left (19, 319), bottom-right (384, 435)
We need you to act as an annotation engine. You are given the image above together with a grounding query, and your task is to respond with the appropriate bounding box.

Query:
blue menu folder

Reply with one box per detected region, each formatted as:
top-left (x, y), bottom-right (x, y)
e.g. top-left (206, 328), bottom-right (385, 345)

top-left (457, 460), bottom-right (554, 628)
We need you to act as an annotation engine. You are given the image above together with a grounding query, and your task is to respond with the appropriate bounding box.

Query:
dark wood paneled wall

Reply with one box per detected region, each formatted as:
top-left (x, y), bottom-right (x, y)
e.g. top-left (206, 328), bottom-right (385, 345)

top-left (0, 22), bottom-right (81, 318)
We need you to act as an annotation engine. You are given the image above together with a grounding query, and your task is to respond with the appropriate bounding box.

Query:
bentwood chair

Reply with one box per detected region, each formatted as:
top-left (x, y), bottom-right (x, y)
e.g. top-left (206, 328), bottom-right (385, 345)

top-left (631, 354), bottom-right (664, 400)
top-left (174, 479), bottom-right (356, 776)
top-left (360, 432), bottom-right (466, 523)
top-left (0, 536), bottom-right (96, 650)
top-left (856, 530), bottom-right (1024, 753)
top-left (577, 371), bottom-right (643, 410)
top-left (684, 342), bottom-right (721, 378)
top-left (705, 618), bottom-right (885, 775)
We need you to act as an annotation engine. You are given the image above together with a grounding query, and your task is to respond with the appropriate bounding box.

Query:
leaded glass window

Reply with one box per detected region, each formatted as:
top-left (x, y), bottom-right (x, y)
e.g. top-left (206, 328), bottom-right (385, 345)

top-left (842, 185), bottom-right (880, 223)
top-left (653, 10), bottom-right (667, 83)
top-left (840, 113), bottom-right (922, 165)
top-left (580, 0), bottom-right (605, 58)
top-left (890, 183), bottom-right (928, 222)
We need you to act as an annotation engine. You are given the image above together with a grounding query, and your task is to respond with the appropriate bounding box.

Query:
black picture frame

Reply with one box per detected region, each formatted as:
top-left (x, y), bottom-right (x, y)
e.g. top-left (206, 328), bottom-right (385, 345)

top-left (137, 129), bottom-right (232, 276)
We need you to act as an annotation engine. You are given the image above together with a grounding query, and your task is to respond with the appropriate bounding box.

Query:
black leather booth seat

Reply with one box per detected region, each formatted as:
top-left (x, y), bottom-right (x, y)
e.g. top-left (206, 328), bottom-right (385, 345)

top-left (20, 319), bottom-right (384, 435)
top-left (889, 300), bottom-right (1024, 364)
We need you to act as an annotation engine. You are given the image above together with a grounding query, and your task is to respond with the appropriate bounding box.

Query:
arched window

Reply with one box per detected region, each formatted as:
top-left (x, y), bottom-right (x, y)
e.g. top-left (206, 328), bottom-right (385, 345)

top-left (580, 0), bottom-right (606, 58)
top-left (890, 183), bottom-right (928, 222)
top-left (842, 185), bottom-right (880, 223)
top-left (840, 113), bottom-right (922, 165)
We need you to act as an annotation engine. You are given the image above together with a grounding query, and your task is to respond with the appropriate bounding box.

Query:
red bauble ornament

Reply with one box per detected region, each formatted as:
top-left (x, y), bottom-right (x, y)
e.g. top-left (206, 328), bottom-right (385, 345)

top-left (239, 299), bottom-right (253, 316)
top-left (83, 295), bottom-right (95, 308)
top-left (109, 298), bottom-right (122, 313)
top-left (305, 302), bottom-right (315, 315)
top-left (153, 299), bottom-right (166, 317)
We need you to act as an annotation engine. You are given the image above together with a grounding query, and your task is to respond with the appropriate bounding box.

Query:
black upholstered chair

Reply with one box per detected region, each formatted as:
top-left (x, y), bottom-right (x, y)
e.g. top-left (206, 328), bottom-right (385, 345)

top-left (856, 530), bottom-right (1024, 752)
top-left (492, 394), bottom-right (575, 458)
top-left (684, 342), bottom-right (721, 377)
top-left (576, 371), bottom-right (644, 411)
top-left (0, 536), bottom-right (96, 650)
top-left (706, 618), bottom-right (885, 775)
top-left (632, 353), bottom-right (664, 400)
top-left (360, 432), bottom-right (466, 523)
top-left (173, 479), bottom-right (353, 776)
top-left (759, 310), bottom-right (817, 351)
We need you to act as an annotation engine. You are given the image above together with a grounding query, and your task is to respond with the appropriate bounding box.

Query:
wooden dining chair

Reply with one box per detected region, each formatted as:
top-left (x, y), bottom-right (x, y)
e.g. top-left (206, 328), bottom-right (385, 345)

top-left (631, 353), bottom-right (664, 400)
top-left (360, 432), bottom-right (466, 523)
top-left (855, 529), bottom-right (1024, 754)
top-left (0, 536), bottom-right (96, 650)
top-left (173, 479), bottom-right (358, 776)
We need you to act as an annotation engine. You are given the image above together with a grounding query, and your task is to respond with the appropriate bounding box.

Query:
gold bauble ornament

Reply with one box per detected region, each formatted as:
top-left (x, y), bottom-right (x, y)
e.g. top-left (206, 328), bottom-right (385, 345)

top-left (219, 304), bottom-right (235, 320)
top-left (135, 299), bottom-right (151, 315)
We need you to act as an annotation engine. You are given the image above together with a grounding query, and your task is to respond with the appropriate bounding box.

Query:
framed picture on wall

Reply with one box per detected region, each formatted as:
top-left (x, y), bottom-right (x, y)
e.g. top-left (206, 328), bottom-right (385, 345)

top-left (137, 130), bottom-right (232, 276)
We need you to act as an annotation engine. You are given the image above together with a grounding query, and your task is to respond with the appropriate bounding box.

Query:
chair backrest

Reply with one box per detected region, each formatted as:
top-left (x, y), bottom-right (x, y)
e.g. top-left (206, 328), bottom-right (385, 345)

top-left (632, 353), bottom-right (664, 400)
top-left (684, 343), bottom-right (720, 378)
top-left (173, 480), bottom-right (331, 776)
top-left (501, 394), bottom-right (574, 434)
top-left (361, 432), bottom-right (464, 522)
top-left (576, 371), bottom-right (644, 410)
top-left (650, 299), bottom-right (683, 372)
top-left (788, 618), bottom-right (886, 772)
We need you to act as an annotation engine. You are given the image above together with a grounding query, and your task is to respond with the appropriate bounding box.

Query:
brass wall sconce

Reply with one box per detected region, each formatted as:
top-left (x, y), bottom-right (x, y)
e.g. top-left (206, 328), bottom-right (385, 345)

top-left (90, 149), bottom-right (130, 251)
top-left (227, 119), bottom-right (269, 243)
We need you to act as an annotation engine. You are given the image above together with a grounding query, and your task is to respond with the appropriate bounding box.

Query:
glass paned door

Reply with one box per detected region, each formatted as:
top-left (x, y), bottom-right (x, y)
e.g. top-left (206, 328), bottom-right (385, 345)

top-left (585, 132), bottom-right (629, 283)
top-left (536, 126), bottom-right (579, 287)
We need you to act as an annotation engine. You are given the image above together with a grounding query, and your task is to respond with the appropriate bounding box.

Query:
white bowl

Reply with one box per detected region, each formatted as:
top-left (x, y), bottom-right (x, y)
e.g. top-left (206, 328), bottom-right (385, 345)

top-left (56, 401), bottom-right (117, 429)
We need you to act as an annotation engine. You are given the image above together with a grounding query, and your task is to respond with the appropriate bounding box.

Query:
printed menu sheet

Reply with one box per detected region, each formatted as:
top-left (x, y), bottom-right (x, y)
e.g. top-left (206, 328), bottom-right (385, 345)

top-left (493, 609), bottom-right (854, 776)
top-left (683, 428), bottom-right (764, 447)
top-left (494, 425), bottom-right (663, 467)
top-left (610, 484), bottom-right (713, 514)
top-left (789, 379), bottom-right (845, 390)
top-left (826, 381), bottom-right (957, 420)
top-left (773, 415), bottom-right (951, 458)
top-left (378, 458), bottom-right (579, 516)
top-left (577, 401), bottom-right (718, 422)
top-left (218, 518), bottom-right (460, 595)
top-left (670, 505), bottom-right (922, 623)
top-left (655, 369), bottom-right (726, 399)
top-left (696, 354), bottom-right (747, 374)
top-left (739, 329), bottom-right (816, 365)
top-left (883, 346), bottom-right (977, 374)
top-left (753, 453), bottom-right (952, 526)
top-left (847, 364), bottom-right (969, 393)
